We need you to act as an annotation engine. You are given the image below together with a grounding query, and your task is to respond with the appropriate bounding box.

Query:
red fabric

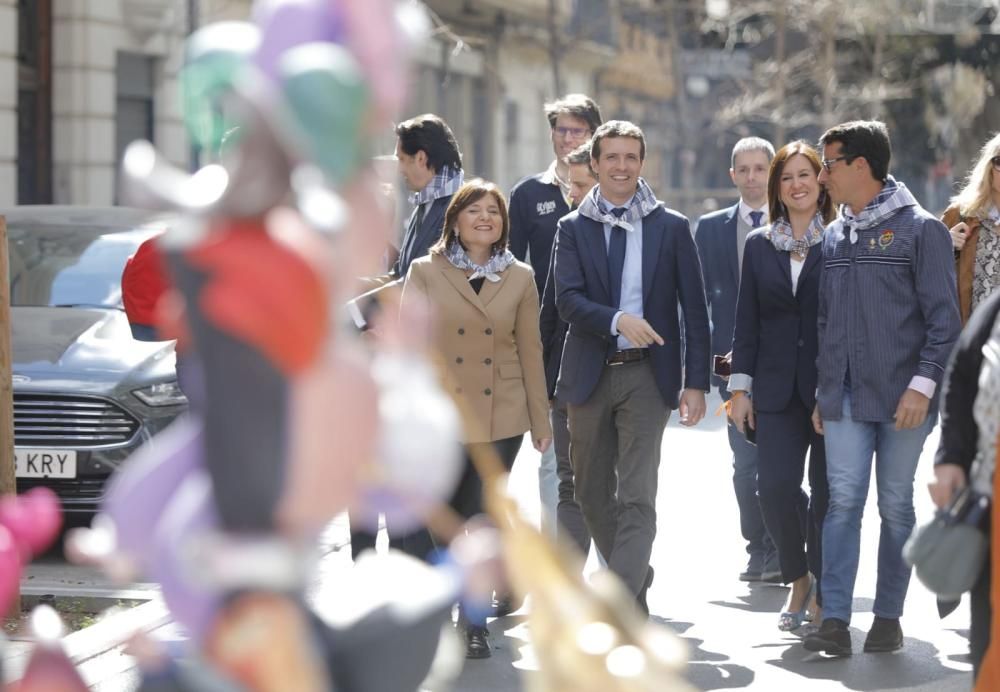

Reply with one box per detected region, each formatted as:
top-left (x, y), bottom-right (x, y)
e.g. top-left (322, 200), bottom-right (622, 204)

top-left (184, 218), bottom-right (328, 376)
top-left (122, 235), bottom-right (170, 327)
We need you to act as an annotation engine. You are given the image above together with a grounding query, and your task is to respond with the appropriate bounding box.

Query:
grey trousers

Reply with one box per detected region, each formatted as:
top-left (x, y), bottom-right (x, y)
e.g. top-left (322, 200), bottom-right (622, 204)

top-left (568, 360), bottom-right (669, 595)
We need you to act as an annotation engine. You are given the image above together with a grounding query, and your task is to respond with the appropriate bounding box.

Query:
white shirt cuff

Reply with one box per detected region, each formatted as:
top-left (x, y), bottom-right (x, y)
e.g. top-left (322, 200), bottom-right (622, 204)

top-left (907, 375), bottom-right (936, 399)
top-left (611, 310), bottom-right (623, 336)
top-left (346, 299), bottom-right (366, 329)
top-left (727, 374), bottom-right (753, 394)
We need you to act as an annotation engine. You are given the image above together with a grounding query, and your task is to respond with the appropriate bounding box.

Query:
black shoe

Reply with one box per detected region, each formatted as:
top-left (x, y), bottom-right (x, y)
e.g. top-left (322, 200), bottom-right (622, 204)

top-left (637, 566), bottom-right (655, 616)
top-left (739, 568), bottom-right (762, 582)
top-left (465, 625), bottom-right (491, 659)
top-left (760, 569), bottom-right (783, 584)
top-left (803, 618), bottom-right (852, 656)
top-left (863, 616), bottom-right (903, 653)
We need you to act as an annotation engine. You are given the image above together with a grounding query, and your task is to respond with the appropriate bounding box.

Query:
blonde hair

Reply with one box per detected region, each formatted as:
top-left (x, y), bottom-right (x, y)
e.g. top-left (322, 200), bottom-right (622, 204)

top-left (951, 132), bottom-right (1000, 218)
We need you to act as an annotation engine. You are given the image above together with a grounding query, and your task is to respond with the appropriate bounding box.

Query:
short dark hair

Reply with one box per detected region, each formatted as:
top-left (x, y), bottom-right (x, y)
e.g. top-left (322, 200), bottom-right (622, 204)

top-left (544, 94), bottom-right (602, 134)
top-left (566, 140), bottom-right (596, 177)
top-left (591, 120), bottom-right (646, 161)
top-left (819, 120), bottom-right (891, 182)
top-left (395, 114), bottom-right (463, 172)
top-left (766, 141), bottom-right (835, 225)
top-left (430, 179), bottom-right (510, 256)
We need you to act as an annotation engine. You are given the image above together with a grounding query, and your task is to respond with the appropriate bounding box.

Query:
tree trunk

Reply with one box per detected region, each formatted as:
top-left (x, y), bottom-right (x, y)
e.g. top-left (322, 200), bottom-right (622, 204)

top-left (547, 0), bottom-right (563, 95)
top-left (664, 0), bottom-right (691, 193)
top-left (774, 0), bottom-right (787, 144)
top-left (820, 7), bottom-right (838, 130)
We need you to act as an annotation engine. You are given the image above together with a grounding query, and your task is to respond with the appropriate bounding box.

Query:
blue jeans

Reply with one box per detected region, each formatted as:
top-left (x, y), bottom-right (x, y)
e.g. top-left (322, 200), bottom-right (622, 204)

top-left (538, 423), bottom-right (559, 536)
top-left (820, 394), bottom-right (933, 623)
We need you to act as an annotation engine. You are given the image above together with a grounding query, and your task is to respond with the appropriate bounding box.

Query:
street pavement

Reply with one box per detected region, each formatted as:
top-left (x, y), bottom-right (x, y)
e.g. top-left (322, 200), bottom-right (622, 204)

top-left (32, 391), bottom-right (976, 691)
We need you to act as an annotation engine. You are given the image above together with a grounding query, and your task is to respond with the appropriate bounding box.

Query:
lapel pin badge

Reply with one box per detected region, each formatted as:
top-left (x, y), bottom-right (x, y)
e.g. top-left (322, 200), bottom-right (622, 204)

top-left (878, 230), bottom-right (894, 249)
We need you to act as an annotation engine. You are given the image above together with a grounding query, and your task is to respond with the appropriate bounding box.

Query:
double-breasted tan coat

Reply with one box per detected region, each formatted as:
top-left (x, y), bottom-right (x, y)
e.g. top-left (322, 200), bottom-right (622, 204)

top-left (402, 253), bottom-right (552, 445)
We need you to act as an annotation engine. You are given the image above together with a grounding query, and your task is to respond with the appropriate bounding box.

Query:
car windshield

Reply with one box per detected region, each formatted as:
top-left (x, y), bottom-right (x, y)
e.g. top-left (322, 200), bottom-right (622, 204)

top-left (8, 224), bottom-right (164, 309)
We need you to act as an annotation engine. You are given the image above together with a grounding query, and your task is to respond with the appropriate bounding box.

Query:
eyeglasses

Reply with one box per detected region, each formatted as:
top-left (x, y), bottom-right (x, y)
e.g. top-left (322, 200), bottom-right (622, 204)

top-left (553, 126), bottom-right (589, 139)
top-left (991, 155), bottom-right (1000, 170)
top-left (821, 155), bottom-right (853, 173)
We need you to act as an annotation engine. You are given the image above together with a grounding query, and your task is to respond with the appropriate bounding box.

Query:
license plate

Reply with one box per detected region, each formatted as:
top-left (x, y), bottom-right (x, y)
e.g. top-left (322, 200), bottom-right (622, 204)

top-left (14, 449), bottom-right (77, 479)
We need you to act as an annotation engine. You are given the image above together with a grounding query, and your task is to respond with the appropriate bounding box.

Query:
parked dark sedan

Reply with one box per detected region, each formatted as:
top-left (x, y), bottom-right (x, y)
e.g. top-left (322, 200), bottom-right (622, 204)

top-left (4, 206), bottom-right (187, 514)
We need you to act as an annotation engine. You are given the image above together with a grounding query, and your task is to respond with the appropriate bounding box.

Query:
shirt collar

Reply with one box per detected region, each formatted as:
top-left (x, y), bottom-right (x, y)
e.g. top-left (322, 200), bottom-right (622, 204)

top-left (599, 193), bottom-right (635, 215)
top-left (738, 199), bottom-right (768, 225)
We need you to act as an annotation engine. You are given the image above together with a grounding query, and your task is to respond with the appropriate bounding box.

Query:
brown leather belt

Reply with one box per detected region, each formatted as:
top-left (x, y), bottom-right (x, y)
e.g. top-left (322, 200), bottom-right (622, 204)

top-left (606, 348), bottom-right (649, 366)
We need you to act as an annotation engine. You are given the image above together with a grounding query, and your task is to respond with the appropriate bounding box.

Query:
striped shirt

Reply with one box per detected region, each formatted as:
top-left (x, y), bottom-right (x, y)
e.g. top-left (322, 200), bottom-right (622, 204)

top-left (816, 194), bottom-right (961, 423)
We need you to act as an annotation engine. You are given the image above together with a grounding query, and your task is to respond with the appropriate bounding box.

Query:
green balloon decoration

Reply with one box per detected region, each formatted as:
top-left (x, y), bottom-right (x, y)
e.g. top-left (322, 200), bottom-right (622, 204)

top-left (180, 22), bottom-right (260, 153)
top-left (279, 43), bottom-right (372, 184)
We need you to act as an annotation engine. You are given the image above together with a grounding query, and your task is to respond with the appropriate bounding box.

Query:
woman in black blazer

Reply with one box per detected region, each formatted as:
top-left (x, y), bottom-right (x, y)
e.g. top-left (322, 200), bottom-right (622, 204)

top-left (728, 141), bottom-right (834, 631)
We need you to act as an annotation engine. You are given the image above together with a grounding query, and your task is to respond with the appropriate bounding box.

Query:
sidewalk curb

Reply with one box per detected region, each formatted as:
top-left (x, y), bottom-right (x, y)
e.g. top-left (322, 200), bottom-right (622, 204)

top-left (3, 585), bottom-right (171, 682)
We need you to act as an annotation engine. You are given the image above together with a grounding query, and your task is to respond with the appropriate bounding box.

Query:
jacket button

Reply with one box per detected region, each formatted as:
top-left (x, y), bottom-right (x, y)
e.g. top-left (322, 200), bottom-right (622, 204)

top-left (484, 388), bottom-right (492, 395)
top-left (485, 328), bottom-right (493, 335)
top-left (798, 339), bottom-right (805, 347)
top-left (456, 357), bottom-right (463, 364)
top-left (456, 387), bottom-right (462, 394)
top-left (484, 358), bottom-right (492, 365)
top-left (458, 328), bottom-right (465, 335)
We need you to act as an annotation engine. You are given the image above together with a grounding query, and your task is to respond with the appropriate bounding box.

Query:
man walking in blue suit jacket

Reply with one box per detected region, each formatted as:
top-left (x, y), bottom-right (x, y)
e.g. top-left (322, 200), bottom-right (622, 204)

top-left (553, 120), bottom-right (711, 614)
top-left (694, 137), bottom-right (780, 583)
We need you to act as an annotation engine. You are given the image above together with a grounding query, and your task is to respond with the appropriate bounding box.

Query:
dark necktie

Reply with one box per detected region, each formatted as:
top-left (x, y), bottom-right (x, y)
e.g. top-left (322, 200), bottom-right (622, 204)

top-left (607, 207), bottom-right (628, 309)
top-left (749, 210), bottom-right (764, 228)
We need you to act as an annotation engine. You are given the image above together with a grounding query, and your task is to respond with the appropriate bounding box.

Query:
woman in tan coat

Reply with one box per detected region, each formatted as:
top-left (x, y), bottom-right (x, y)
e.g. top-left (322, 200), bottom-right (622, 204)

top-left (942, 132), bottom-right (1000, 325)
top-left (402, 178), bottom-right (551, 659)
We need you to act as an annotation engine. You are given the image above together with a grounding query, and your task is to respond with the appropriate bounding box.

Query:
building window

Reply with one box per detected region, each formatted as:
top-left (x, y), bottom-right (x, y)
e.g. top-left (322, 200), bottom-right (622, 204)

top-left (115, 52), bottom-right (156, 199)
top-left (16, 0), bottom-right (52, 204)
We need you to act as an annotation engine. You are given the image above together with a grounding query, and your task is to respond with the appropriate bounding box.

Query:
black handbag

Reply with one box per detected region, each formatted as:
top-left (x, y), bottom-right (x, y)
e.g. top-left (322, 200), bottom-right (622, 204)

top-left (903, 485), bottom-right (991, 600)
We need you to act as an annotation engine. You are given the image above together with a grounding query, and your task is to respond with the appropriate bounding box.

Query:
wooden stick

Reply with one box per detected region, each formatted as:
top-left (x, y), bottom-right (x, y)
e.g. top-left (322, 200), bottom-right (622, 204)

top-left (0, 216), bottom-right (15, 497)
top-left (0, 215), bottom-right (20, 618)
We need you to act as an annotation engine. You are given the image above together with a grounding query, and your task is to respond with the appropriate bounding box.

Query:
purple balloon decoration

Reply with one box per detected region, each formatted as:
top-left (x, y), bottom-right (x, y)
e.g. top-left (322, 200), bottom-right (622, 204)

top-left (252, 0), bottom-right (346, 83)
top-left (101, 418), bottom-right (203, 567)
top-left (149, 469), bottom-right (222, 643)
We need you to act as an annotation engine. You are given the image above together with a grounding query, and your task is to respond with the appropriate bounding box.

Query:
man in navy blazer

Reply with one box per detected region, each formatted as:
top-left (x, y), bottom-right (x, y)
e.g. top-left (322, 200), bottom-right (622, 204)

top-left (694, 137), bottom-right (779, 583)
top-left (554, 121), bottom-right (710, 613)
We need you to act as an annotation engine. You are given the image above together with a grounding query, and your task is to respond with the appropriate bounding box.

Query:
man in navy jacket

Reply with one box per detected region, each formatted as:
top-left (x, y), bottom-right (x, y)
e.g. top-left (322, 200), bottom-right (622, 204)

top-left (694, 137), bottom-right (779, 582)
top-left (554, 120), bottom-right (710, 613)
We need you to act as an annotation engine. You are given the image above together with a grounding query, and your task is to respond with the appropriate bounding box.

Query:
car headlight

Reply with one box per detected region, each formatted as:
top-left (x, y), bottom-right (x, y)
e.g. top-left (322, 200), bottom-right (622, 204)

top-left (133, 381), bottom-right (188, 407)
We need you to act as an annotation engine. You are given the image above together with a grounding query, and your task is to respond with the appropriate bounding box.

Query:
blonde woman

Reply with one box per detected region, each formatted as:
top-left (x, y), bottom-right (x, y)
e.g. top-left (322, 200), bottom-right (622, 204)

top-left (942, 132), bottom-right (1000, 324)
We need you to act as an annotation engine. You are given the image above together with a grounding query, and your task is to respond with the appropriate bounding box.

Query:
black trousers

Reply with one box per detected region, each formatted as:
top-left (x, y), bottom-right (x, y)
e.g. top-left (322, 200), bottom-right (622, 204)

top-left (349, 435), bottom-right (523, 562)
top-left (756, 394), bottom-right (828, 603)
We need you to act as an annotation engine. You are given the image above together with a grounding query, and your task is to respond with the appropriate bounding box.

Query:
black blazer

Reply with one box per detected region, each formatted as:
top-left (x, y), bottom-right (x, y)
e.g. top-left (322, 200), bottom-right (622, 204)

top-left (553, 205), bottom-right (711, 408)
top-left (539, 244), bottom-right (567, 399)
top-left (731, 230), bottom-right (823, 413)
top-left (694, 204), bottom-right (740, 387)
top-left (392, 195), bottom-right (451, 281)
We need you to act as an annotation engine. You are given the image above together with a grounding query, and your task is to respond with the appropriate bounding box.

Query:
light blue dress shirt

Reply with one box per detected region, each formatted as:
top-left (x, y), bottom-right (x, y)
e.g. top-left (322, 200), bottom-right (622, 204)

top-left (602, 194), bottom-right (644, 350)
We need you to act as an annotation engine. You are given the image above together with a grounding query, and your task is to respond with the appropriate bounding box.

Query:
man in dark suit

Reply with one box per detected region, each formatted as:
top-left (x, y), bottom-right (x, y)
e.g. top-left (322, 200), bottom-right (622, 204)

top-left (539, 141), bottom-right (599, 560)
top-left (348, 113), bottom-right (462, 558)
top-left (348, 114), bottom-right (463, 328)
top-left (694, 137), bottom-right (780, 583)
top-left (554, 120), bottom-right (710, 613)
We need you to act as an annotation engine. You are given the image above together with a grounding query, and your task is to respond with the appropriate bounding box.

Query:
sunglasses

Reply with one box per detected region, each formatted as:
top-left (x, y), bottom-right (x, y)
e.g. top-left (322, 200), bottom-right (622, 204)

top-left (821, 155), bottom-right (855, 173)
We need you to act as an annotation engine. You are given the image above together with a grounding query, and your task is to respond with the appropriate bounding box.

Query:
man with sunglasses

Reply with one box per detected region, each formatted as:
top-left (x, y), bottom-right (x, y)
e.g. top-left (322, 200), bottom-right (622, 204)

top-left (804, 120), bottom-right (961, 656)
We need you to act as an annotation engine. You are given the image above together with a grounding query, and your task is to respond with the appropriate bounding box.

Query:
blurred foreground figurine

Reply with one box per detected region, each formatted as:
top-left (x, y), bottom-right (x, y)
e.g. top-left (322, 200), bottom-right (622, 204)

top-left (63, 1), bottom-right (693, 690)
